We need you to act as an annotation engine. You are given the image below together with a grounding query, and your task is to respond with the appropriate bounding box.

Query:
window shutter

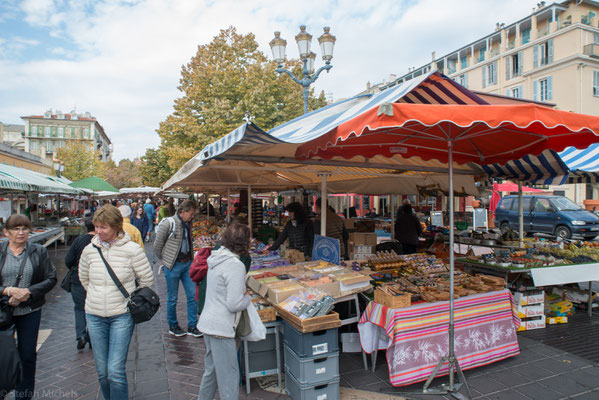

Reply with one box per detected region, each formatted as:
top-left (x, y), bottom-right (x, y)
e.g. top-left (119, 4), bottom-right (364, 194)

top-left (517, 52), bottom-right (523, 76)
top-left (547, 76), bottom-right (553, 100)
top-left (505, 57), bottom-right (511, 80)
top-left (548, 39), bottom-right (554, 64)
top-left (533, 45), bottom-right (539, 68)
top-left (482, 66), bottom-right (487, 88)
top-left (518, 85), bottom-right (523, 98)
top-left (533, 80), bottom-right (538, 101)
top-left (492, 62), bottom-right (497, 85)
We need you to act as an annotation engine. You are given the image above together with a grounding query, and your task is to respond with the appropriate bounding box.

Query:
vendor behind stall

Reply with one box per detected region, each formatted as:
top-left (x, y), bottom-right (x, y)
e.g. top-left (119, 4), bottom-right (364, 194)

top-left (268, 202), bottom-right (314, 257)
top-left (394, 204), bottom-right (422, 254)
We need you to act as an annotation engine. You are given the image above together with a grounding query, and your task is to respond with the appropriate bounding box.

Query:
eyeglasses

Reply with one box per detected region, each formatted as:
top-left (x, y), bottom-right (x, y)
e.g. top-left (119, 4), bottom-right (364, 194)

top-left (9, 227), bottom-right (30, 233)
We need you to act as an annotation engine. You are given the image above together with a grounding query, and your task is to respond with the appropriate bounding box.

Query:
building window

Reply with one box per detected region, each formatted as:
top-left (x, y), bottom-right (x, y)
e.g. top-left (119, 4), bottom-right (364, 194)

top-left (505, 51), bottom-right (522, 80)
top-left (477, 45), bottom-right (486, 62)
top-left (44, 126), bottom-right (51, 138)
top-left (58, 127), bottom-right (64, 138)
top-left (593, 71), bottom-right (599, 97)
top-left (461, 56), bottom-right (468, 69)
top-left (83, 128), bottom-right (89, 139)
top-left (482, 61), bottom-right (497, 87)
top-left (30, 125), bottom-right (37, 136)
top-left (457, 73), bottom-right (468, 88)
top-left (534, 76), bottom-right (553, 101)
top-left (506, 86), bottom-right (523, 98)
top-left (595, 33), bottom-right (599, 44)
top-left (534, 39), bottom-right (553, 68)
top-left (522, 28), bottom-right (531, 44)
top-left (30, 140), bottom-right (39, 150)
top-left (46, 141), bottom-right (53, 152)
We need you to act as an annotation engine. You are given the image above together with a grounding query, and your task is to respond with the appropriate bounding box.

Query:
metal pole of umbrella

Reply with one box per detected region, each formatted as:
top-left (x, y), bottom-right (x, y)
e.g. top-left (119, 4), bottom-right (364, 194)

top-left (391, 195), bottom-right (396, 240)
top-left (346, 192), bottom-right (350, 219)
top-left (248, 185), bottom-right (253, 233)
top-left (319, 173), bottom-right (329, 236)
top-left (518, 182), bottom-right (524, 248)
top-left (422, 140), bottom-right (470, 399)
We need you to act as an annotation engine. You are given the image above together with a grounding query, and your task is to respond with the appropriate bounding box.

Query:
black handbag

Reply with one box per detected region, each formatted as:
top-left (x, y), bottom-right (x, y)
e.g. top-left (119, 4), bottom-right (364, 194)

top-left (60, 268), bottom-right (74, 292)
top-left (94, 245), bottom-right (160, 324)
top-left (0, 244), bottom-right (32, 330)
top-left (0, 328), bottom-right (23, 393)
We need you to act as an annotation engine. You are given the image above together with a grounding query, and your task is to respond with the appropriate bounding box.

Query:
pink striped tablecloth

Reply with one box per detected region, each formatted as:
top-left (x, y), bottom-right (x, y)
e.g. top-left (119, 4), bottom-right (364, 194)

top-left (358, 289), bottom-right (520, 386)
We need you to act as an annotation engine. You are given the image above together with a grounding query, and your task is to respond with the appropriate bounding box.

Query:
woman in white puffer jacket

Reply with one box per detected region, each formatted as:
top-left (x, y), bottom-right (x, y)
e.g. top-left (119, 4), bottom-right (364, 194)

top-left (79, 205), bottom-right (154, 400)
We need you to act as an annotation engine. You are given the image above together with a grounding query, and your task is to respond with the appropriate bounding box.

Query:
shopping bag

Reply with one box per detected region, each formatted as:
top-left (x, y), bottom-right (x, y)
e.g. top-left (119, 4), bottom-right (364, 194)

top-left (239, 302), bottom-right (266, 342)
top-left (60, 268), bottom-right (74, 292)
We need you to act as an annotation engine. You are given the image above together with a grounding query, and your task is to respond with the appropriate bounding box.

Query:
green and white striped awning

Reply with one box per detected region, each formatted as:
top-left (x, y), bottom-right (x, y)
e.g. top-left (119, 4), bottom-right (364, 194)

top-left (0, 164), bottom-right (84, 194)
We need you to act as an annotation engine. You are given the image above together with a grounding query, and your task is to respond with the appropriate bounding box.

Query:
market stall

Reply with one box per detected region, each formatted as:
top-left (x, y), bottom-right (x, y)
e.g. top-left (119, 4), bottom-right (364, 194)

top-left (359, 289), bottom-right (519, 386)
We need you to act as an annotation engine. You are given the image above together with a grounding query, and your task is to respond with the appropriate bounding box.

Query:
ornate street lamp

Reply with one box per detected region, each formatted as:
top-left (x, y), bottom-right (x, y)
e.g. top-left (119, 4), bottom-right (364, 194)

top-left (269, 26), bottom-right (336, 114)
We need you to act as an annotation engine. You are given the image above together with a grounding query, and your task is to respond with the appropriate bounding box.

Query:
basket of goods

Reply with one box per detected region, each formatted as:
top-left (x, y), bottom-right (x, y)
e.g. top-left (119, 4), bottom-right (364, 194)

top-left (374, 283), bottom-right (411, 308)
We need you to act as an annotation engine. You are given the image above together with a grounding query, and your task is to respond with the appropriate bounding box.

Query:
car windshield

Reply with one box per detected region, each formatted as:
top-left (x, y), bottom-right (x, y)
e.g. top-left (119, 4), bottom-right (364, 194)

top-left (551, 197), bottom-right (582, 211)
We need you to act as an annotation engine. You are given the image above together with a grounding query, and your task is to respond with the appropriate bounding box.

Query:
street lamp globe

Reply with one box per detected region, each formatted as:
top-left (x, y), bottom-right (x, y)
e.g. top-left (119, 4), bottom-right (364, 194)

top-left (306, 52), bottom-right (316, 75)
top-left (295, 25), bottom-right (312, 59)
top-left (318, 26), bottom-right (336, 63)
top-left (269, 31), bottom-right (287, 65)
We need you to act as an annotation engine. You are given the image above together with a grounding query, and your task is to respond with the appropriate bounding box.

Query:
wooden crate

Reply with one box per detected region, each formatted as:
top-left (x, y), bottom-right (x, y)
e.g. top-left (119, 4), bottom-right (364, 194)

top-left (374, 287), bottom-right (411, 309)
top-left (274, 306), bottom-right (341, 333)
top-left (257, 307), bottom-right (276, 322)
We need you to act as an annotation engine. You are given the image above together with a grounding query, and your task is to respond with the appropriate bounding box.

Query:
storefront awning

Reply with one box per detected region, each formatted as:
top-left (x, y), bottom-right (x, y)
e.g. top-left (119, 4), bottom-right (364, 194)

top-left (0, 164), bottom-right (84, 194)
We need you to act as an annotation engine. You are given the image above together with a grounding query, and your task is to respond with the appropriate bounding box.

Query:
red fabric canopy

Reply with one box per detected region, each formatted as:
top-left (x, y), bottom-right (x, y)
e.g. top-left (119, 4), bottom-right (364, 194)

top-left (496, 182), bottom-right (543, 192)
top-left (296, 103), bottom-right (599, 165)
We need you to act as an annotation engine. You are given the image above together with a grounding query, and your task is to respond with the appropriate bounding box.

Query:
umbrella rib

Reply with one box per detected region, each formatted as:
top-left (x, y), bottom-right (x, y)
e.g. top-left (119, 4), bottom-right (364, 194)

top-left (467, 138), bottom-right (485, 161)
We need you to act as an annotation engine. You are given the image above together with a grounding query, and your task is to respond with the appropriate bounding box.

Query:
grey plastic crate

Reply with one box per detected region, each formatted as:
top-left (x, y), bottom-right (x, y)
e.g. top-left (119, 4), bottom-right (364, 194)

top-left (247, 330), bottom-right (278, 353)
top-left (285, 369), bottom-right (339, 400)
top-left (282, 320), bottom-right (338, 357)
top-left (284, 344), bottom-right (339, 384)
top-left (246, 349), bottom-right (278, 375)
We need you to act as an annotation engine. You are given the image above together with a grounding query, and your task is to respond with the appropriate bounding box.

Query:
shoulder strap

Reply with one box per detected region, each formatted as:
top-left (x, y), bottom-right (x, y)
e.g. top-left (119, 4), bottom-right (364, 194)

top-left (0, 241), bottom-right (9, 277)
top-left (93, 244), bottom-right (130, 300)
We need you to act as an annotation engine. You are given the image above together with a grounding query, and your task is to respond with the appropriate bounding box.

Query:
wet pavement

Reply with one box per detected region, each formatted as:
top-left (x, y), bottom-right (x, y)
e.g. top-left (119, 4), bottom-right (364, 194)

top-left (7, 242), bottom-right (599, 399)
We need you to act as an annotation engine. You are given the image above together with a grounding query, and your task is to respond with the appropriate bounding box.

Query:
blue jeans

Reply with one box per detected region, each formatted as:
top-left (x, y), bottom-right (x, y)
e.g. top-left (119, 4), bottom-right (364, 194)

top-left (12, 309), bottom-right (42, 400)
top-left (71, 282), bottom-right (88, 340)
top-left (164, 260), bottom-right (197, 329)
top-left (86, 313), bottom-right (134, 400)
top-left (146, 216), bottom-right (154, 234)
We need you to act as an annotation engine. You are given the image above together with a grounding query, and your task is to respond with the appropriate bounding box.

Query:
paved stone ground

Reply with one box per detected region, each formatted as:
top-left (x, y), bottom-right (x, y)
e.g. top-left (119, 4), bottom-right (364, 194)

top-left (7, 242), bottom-right (599, 399)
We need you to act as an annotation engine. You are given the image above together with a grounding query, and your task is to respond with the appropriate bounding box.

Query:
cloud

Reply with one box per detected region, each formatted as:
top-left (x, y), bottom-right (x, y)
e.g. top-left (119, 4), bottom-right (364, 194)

top-left (0, 0), bottom-right (541, 161)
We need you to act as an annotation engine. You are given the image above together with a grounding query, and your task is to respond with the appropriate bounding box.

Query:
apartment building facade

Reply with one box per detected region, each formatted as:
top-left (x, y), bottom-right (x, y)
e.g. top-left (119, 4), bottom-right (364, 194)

top-left (21, 109), bottom-right (112, 161)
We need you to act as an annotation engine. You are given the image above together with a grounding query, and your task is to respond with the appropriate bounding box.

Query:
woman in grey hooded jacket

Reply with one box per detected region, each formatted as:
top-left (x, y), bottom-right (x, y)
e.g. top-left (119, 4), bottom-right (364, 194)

top-left (197, 223), bottom-right (251, 400)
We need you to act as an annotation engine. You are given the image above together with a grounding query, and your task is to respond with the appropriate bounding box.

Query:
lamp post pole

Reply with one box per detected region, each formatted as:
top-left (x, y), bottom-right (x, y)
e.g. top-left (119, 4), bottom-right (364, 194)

top-left (269, 26), bottom-right (336, 114)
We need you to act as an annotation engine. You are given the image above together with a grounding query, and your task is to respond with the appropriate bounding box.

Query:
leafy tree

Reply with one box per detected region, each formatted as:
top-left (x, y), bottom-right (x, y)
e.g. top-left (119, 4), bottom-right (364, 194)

top-left (56, 141), bottom-right (105, 181)
top-left (104, 158), bottom-right (142, 189)
top-left (139, 147), bottom-right (174, 187)
top-left (157, 26), bottom-right (328, 170)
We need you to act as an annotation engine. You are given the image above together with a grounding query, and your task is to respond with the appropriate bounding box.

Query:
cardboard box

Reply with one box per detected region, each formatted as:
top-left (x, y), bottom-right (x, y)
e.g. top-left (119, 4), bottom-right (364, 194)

top-left (513, 291), bottom-right (544, 306)
top-left (350, 252), bottom-right (375, 260)
top-left (267, 283), bottom-right (305, 304)
top-left (247, 276), bottom-right (269, 297)
top-left (343, 218), bottom-right (356, 230)
top-left (517, 303), bottom-right (545, 318)
top-left (349, 232), bottom-right (377, 247)
top-left (517, 315), bottom-right (546, 331)
top-left (552, 287), bottom-right (597, 304)
top-left (354, 244), bottom-right (374, 254)
top-left (547, 316), bottom-right (568, 324)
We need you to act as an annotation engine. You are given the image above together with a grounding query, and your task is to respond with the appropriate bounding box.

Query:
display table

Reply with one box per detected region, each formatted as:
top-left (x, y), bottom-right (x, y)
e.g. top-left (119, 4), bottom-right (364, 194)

top-left (358, 289), bottom-right (520, 386)
top-left (459, 259), bottom-right (599, 316)
top-left (0, 226), bottom-right (64, 248)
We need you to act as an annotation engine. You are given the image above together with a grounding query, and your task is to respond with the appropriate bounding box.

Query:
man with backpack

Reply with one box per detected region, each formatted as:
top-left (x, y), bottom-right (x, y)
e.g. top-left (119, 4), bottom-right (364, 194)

top-left (153, 200), bottom-right (201, 337)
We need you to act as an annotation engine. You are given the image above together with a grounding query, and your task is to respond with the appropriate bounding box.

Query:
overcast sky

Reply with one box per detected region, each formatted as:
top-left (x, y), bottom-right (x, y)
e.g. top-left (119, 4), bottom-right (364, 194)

top-left (0, 0), bottom-right (541, 161)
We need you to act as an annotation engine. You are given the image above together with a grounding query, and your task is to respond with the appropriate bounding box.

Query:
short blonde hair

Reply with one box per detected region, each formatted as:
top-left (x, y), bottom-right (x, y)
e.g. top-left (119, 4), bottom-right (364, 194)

top-left (93, 204), bottom-right (124, 233)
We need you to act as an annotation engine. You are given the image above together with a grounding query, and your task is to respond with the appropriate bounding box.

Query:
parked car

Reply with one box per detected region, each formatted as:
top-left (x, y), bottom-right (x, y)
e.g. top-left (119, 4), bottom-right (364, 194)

top-left (494, 195), bottom-right (599, 240)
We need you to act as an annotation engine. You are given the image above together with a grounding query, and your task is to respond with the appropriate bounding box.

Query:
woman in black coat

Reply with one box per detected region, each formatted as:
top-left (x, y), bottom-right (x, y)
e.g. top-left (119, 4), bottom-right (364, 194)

top-left (0, 214), bottom-right (57, 400)
top-left (394, 204), bottom-right (423, 254)
top-left (269, 202), bottom-right (314, 257)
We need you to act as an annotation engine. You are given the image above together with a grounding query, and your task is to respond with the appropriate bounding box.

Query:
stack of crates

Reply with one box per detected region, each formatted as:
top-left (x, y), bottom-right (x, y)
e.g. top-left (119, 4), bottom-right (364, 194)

top-left (282, 320), bottom-right (340, 400)
top-left (514, 290), bottom-right (546, 331)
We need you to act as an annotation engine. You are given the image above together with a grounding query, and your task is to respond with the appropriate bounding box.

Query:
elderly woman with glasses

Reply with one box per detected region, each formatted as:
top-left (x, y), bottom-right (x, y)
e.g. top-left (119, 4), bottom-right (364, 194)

top-left (0, 214), bottom-right (57, 400)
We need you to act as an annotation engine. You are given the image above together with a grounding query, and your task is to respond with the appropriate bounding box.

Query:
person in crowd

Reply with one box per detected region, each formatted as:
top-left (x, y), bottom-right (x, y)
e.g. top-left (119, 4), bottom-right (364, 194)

top-left (269, 202), bottom-right (314, 257)
top-left (118, 205), bottom-right (144, 250)
top-left (167, 198), bottom-right (176, 216)
top-left (197, 223), bottom-right (251, 400)
top-left (90, 200), bottom-right (99, 218)
top-left (143, 198), bottom-right (156, 242)
top-left (78, 205), bottom-right (154, 400)
top-left (130, 205), bottom-right (149, 243)
top-left (394, 204), bottom-right (422, 254)
top-left (157, 199), bottom-right (171, 223)
top-left (396, 198), bottom-right (411, 217)
top-left (200, 201), bottom-right (215, 217)
top-left (65, 219), bottom-right (95, 350)
top-left (314, 198), bottom-right (348, 258)
top-left (153, 200), bottom-right (201, 337)
top-left (0, 214), bottom-right (57, 400)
